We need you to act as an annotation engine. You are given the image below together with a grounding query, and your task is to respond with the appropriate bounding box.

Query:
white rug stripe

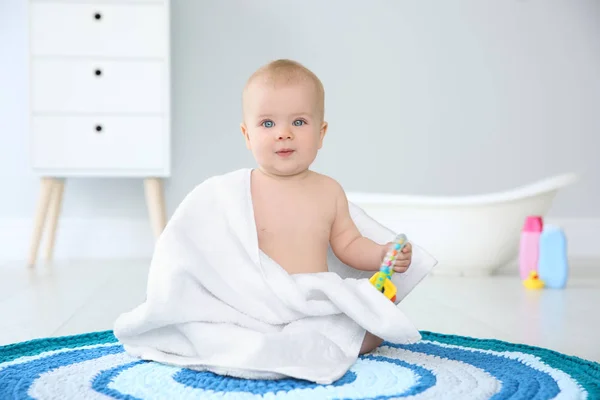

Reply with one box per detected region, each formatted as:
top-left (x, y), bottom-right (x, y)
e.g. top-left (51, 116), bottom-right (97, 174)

top-left (419, 341), bottom-right (588, 400)
top-left (28, 352), bottom-right (137, 400)
top-left (375, 346), bottom-right (501, 399)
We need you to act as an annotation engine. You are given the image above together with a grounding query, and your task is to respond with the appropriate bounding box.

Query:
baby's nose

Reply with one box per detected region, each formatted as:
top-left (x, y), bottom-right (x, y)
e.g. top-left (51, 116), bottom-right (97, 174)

top-left (277, 130), bottom-right (293, 140)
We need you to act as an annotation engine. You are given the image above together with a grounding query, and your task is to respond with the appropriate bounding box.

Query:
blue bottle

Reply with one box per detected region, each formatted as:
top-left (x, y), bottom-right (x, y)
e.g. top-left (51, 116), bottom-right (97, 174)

top-left (537, 225), bottom-right (569, 289)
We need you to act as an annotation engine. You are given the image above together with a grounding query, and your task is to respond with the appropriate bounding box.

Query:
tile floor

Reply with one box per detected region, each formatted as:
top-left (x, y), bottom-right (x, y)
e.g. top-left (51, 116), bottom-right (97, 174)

top-left (0, 258), bottom-right (598, 363)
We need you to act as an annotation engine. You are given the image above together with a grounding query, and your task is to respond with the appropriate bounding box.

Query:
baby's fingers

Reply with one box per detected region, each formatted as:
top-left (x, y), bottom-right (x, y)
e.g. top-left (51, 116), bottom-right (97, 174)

top-left (394, 259), bottom-right (410, 267)
top-left (396, 252), bottom-right (411, 261)
top-left (393, 259), bottom-right (410, 272)
top-left (402, 242), bottom-right (412, 253)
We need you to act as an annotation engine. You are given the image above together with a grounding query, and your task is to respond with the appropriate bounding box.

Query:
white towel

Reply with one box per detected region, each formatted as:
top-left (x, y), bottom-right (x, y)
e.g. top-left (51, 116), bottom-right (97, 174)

top-left (113, 168), bottom-right (438, 384)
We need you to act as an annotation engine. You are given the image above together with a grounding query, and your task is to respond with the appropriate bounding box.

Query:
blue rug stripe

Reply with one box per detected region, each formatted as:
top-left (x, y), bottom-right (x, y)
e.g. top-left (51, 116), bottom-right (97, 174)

top-left (0, 331), bottom-right (118, 364)
top-left (168, 355), bottom-right (436, 399)
top-left (419, 331), bottom-right (600, 397)
top-left (0, 345), bottom-right (124, 400)
top-left (391, 342), bottom-right (560, 400)
top-left (91, 360), bottom-right (146, 400)
top-left (92, 356), bottom-right (435, 399)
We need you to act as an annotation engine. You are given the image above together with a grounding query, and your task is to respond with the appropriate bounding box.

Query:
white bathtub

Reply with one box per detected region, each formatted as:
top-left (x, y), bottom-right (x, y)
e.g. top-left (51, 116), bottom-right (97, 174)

top-left (346, 173), bottom-right (579, 276)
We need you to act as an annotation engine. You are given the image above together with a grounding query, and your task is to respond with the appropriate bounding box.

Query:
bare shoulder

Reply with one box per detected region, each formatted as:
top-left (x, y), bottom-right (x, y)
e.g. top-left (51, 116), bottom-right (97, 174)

top-left (308, 172), bottom-right (350, 226)
top-left (309, 171), bottom-right (346, 198)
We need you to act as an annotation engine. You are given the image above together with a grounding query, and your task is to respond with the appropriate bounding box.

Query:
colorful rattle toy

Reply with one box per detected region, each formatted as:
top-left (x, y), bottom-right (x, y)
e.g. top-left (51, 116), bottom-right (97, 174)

top-left (369, 233), bottom-right (408, 303)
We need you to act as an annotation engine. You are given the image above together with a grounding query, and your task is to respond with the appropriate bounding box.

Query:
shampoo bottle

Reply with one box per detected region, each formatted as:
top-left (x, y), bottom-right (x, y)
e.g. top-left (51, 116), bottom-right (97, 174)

top-left (538, 225), bottom-right (569, 289)
top-left (519, 216), bottom-right (543, 280)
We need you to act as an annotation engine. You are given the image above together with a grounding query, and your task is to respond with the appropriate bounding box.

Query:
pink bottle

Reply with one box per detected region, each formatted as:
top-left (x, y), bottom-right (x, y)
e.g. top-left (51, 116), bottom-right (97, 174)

top-left (519, 216), bottom-right (543, 280)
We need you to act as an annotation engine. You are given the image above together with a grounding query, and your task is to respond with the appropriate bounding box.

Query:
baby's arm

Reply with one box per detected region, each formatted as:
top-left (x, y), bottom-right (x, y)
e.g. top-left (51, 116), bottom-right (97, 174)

top-left (329, 182), bottom-right (385, 271)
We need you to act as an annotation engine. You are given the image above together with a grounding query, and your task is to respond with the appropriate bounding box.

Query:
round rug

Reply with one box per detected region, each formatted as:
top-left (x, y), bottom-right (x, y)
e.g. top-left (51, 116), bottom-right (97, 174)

top-left (0, 331), bottom-right (598, 399)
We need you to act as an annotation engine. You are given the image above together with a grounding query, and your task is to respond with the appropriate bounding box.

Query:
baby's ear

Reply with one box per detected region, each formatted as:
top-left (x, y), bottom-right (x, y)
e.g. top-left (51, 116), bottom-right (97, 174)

top-left (240, 123), bottom-right (251, 149)
top-left (318, 121), bottom-right (328, 148)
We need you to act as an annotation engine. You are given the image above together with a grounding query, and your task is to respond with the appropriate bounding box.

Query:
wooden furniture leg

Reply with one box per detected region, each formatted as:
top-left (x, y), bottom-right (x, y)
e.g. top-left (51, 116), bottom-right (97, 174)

top-left (144, 178), bottom-right (167, 239)
top-left (44, 178), bottom-right (66, 261)
top-left (28, 177), bottom-right (55, 266)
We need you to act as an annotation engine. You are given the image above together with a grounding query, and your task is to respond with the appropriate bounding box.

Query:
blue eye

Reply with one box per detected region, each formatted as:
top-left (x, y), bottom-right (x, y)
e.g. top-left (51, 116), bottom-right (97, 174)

top-left (293, 120), bottom-right (305, 126)
top-left (261, 120), bottom-right (274, 128)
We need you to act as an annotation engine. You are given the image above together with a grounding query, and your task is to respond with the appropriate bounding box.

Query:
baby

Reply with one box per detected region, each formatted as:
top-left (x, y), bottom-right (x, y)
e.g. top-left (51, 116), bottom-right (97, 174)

top-left (240, 59), bottom-right (413, 354)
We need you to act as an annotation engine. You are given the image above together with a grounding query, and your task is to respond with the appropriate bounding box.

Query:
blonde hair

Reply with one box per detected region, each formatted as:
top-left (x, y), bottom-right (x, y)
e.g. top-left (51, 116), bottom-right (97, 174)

top-left (242, 59), bottom-right (325, 120)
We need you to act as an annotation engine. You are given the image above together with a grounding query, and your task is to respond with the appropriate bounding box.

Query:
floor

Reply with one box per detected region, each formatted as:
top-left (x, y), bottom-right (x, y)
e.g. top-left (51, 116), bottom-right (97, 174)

top-left (0, 258), bottom-right (598, 363)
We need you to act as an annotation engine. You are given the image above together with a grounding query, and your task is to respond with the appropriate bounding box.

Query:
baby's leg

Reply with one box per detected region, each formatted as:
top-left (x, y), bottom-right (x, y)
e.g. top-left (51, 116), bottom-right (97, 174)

top-left (359, 332), bottom-right (383, 354)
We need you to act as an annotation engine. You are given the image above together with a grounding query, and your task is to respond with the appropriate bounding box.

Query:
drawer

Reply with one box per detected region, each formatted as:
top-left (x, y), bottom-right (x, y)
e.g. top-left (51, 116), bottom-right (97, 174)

top-left (32, 59), bottom-right (165, 114)
top-left (31, 116), bottom-right (166, 171)
top-left (30, 2), bottom-right (167, 58)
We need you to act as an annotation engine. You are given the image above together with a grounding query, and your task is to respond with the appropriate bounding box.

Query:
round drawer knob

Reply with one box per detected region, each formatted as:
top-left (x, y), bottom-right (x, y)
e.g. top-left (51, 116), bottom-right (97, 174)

top-left (95, 125), bottom-right (103, 133)
top-left (94, 69), bottom-right (102, 77)
top-left (94, 12), bottom-right (102, 20)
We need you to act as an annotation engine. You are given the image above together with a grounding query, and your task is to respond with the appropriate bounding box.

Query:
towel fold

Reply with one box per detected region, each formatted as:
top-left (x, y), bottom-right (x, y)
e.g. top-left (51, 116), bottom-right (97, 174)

top-left (113, 168), bottom-right (437, 384)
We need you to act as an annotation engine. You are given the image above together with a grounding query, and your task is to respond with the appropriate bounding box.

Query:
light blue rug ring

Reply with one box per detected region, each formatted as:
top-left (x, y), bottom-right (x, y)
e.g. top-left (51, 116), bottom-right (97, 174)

top-left (0, 330), bottom-right (598, 399)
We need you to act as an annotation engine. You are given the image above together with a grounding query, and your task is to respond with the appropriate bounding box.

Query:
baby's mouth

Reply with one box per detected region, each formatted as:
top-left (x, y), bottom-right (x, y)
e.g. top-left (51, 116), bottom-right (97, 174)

top-left (276, 149), bottom-right (295, 157)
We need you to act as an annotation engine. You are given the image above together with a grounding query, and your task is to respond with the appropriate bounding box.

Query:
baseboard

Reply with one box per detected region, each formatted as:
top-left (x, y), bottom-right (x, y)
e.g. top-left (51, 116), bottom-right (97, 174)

top-left (0, 217), bottom-right (598, 263)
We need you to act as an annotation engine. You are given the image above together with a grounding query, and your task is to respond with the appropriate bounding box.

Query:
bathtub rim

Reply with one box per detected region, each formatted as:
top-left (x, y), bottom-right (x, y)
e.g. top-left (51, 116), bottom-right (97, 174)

top-left (345, 173), bottom-right (579, 207)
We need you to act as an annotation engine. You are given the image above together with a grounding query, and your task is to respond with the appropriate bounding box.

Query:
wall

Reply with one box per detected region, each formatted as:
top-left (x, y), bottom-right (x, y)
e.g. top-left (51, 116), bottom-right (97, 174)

top-left (1, 0), bottom-right (599, 261)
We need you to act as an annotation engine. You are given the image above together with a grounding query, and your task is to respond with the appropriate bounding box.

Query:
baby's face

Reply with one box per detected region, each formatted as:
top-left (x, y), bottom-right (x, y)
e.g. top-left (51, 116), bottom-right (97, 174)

top-left (241, 81), bottom-right (327, 178)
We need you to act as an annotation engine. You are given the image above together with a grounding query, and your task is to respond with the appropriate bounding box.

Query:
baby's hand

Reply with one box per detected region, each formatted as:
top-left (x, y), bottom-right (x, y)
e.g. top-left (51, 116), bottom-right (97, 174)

top-left (380, 241), bottom-right (412, 273)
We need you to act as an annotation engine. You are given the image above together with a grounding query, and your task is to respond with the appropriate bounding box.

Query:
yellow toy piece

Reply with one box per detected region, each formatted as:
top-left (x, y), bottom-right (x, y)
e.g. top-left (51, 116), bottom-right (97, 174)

top-left (370, 272), bottom-right (397, 302)
top-left (523, 271), bottom-right (545, 290)
top-left (370, 233), bottom-right (407, 302)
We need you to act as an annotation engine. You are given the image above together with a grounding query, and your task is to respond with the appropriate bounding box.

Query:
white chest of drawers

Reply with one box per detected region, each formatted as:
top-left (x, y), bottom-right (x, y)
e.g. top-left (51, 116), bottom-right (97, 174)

top-left (26, 0), bottom-right (171, 265)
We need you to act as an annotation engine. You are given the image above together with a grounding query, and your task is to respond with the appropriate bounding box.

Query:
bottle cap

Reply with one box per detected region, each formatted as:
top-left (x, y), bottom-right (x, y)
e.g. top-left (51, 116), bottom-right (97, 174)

top-left (523, 216), bottom-right (543, 232)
